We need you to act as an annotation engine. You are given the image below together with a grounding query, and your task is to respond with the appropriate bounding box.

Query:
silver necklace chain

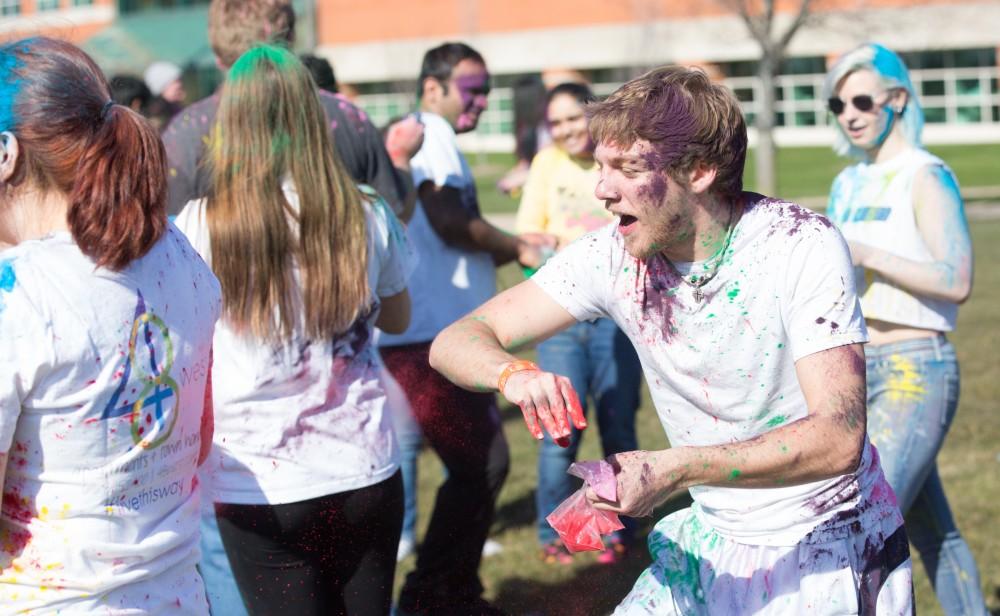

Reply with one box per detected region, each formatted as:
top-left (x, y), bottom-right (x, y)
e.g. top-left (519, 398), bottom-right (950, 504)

top-left (663, 204), bottom-right (736, 303)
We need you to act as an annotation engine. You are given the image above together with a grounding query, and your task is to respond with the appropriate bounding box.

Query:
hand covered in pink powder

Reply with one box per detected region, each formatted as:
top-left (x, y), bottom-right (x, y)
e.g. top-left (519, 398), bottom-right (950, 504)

top-left (385, 115), bottom-right (424, 165)
top-left (547, 459), bottom-right (625, 552)
top-left (501, 369), bottom-right (586, 447)
top-left (586, 450), bottom-right (683, 518)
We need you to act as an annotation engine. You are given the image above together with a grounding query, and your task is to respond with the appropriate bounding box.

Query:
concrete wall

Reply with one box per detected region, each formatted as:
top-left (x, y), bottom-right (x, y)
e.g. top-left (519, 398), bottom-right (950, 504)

top-left (316, 1), bottom-right (1000, 84)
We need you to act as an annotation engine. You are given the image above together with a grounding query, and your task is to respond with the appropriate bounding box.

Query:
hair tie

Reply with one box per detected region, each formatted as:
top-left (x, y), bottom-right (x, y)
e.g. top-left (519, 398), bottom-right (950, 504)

top-left (101, 100), bottom-right (115, 120)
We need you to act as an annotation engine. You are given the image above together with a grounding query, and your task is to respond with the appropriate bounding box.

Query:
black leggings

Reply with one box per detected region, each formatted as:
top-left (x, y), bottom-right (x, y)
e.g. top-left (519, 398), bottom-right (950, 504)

top-left (215, 472), bottom-right (403, 616)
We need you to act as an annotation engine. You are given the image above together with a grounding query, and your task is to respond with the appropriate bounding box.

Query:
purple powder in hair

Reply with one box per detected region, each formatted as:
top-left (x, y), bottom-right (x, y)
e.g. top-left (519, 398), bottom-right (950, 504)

top-left (645, 88), bottom-right (699, 171)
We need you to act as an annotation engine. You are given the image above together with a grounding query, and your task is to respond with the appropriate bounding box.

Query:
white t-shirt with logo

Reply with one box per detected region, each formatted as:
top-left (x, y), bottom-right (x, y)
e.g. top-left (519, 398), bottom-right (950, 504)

top-left (533, 194), bottom-right (901, 547)
top-left (377, 111), bottom-right (496, 346)
top-left (0, 227), bottom-right (220, 613)
top-left (175, 185), bottom-right (414, 505)
top-left (827, 147), bottom-right (958, 331)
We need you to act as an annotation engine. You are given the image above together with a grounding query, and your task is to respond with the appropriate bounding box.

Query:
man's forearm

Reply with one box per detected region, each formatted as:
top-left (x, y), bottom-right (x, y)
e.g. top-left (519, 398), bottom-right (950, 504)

top-left (663, 408), bottom-right (866, 492)
top-left (429, 314), bottom-right (519, 393)
top-left (468, 218), bottom-right (519, 263)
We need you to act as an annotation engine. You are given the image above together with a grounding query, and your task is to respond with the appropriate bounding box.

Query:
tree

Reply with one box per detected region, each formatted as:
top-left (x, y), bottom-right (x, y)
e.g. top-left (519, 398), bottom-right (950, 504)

top-left (720, 0), bottom-right (816, 195)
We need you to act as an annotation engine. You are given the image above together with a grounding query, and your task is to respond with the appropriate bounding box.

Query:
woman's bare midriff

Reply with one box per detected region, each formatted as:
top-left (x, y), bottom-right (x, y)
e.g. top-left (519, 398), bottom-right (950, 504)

top-left (865, 318), bottom-right (942, 346)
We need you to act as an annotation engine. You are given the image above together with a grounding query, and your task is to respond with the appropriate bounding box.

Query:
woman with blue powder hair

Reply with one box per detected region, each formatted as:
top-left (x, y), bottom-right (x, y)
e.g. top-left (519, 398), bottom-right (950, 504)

top-left (824, 43), bottom-right (986, 615)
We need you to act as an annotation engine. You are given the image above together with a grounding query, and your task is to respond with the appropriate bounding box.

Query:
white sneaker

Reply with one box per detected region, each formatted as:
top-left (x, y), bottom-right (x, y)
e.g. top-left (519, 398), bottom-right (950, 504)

top-left (481, 538), bottom-right (503, 558)
top-left (396, 536), bottom-right (415, 562)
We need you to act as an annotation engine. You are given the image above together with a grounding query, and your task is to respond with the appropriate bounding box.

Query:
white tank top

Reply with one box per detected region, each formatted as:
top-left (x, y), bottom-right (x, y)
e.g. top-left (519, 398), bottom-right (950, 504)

top-left (827, 148), bottom-right (958, 331)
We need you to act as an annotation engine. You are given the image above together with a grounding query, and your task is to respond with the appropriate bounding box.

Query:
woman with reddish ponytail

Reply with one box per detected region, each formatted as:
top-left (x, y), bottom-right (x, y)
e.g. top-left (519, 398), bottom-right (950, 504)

top-left (0, 38), bottom-right (220, 613)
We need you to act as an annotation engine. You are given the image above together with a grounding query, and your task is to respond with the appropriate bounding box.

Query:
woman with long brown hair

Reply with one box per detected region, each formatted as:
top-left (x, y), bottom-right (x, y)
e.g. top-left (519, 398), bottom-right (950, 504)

top-left (0, 38), bottom-right (219, 612)
top-left (174, 44), bottom-right (412, 615)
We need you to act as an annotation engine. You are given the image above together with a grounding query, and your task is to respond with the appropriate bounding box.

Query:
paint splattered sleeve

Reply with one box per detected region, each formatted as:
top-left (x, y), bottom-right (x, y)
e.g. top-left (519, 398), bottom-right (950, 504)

top-left (780, 223), bottom-right (868, 361)
top-left (531, 227), bottom-right (614, 322)
top-left (364, 188), bottom-right (417, 298)
top-left (0, 259), bottom-right (50, 453)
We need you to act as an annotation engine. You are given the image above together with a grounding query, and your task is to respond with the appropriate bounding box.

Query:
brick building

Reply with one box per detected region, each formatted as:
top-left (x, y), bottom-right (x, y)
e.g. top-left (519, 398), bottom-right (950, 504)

top-left (2, 0), bottom-right (998, 149)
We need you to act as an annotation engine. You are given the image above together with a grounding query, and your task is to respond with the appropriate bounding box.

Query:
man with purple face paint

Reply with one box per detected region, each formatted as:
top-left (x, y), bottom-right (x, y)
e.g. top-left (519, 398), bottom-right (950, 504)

top-left (430, 66), bottom-right (913, 614)
top-left (377, 42), bottom-right (555, 616)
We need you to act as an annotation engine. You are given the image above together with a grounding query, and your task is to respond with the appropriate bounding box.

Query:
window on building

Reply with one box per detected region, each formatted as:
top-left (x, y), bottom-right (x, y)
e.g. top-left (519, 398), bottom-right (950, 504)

top-left (0, 0), bottom-right (20, 16)
top-left (781, 57), bottom-right (826, 75)
top-left (724, 49), bottom-right (1000, 129)
top-left (922, 80), bottom-right (946, 97)
top-left (119, 0), bottom-right (209, 14)
top-left (924, 108), bottom-right (947, 124)
top-left (37, 0), bottom-right (60, 10)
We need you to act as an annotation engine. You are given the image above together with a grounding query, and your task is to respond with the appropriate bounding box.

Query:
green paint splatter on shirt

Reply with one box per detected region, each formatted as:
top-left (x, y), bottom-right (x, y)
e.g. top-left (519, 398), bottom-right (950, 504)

top-left (727, 285), bottom-right (740, 301)
top-left (765, 414), bottom-right (787, 428)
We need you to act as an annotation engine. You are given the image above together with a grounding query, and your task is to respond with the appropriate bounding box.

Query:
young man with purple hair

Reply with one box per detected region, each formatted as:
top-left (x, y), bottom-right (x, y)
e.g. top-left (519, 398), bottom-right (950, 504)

top-left (430, 66), bottom-right (914, 614)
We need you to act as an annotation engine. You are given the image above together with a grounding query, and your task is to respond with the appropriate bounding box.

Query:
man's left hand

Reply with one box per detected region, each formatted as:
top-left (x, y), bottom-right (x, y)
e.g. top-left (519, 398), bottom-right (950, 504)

top-left (585, 450), bottom-right (683, 518)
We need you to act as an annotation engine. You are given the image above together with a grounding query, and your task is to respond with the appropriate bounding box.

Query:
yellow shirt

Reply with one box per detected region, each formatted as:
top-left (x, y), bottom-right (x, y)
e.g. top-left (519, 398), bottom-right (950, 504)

top-left (515, 145), bottom-right (612, 247)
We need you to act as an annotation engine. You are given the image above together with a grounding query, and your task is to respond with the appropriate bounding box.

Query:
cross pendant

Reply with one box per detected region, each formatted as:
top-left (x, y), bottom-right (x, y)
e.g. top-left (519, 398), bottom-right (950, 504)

top-left (692, 287), bottom-right (704, 303)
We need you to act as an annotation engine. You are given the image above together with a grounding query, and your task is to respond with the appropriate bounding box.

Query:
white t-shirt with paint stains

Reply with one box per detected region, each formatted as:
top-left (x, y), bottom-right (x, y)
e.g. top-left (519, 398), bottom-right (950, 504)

top-left (175, 185), bottom-right (414, 505)
top-left (0, 227), bottom-right (220, 613)
top-left (533, 194), bottom-right (902, 547)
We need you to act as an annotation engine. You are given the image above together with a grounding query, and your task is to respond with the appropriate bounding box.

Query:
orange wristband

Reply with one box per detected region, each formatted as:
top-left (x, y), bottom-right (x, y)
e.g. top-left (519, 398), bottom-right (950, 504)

top-left (497, 359), bottom-right (539, 395)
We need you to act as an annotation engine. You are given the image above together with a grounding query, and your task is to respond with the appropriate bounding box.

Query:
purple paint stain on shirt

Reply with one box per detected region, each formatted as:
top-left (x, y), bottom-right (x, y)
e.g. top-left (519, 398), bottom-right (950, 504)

top-left (639, 255), bottom-right (681, 339)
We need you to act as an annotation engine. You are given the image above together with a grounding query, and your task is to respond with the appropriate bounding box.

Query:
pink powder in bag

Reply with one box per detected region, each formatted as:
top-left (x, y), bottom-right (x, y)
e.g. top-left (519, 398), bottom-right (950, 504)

top-left (545, 460), bottom-right (624, 552)
top-left (568, 460), bottom-right (618, 501)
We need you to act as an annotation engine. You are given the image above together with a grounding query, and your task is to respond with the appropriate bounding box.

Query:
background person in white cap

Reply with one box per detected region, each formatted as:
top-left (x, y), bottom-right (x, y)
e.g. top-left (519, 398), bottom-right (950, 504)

top-left (144, 60), bottom-right (186, 105)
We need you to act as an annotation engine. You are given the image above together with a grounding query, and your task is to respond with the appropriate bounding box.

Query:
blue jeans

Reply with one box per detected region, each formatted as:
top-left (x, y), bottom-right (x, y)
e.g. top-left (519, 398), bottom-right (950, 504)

top-left (536, 318), bottom-right (643, 544)
top-left (866, 335), bottom-right (987, 616)
top-left (394, 407), bottom-right (422, 544)
top-left (199, 504), bottom-right (249, 616)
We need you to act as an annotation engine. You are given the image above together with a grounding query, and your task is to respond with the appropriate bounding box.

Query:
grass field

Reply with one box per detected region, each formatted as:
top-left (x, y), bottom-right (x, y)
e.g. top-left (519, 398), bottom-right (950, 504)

top-left (472, 143), bottom-right (1000, 215)
top-left (395, 218), bottom-right (1000, 614)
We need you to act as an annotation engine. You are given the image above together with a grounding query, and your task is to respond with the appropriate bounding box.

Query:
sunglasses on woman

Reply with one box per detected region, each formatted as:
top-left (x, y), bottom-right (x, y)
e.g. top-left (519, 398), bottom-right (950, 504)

top-left (827, 94), bottom-right (886, 115)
